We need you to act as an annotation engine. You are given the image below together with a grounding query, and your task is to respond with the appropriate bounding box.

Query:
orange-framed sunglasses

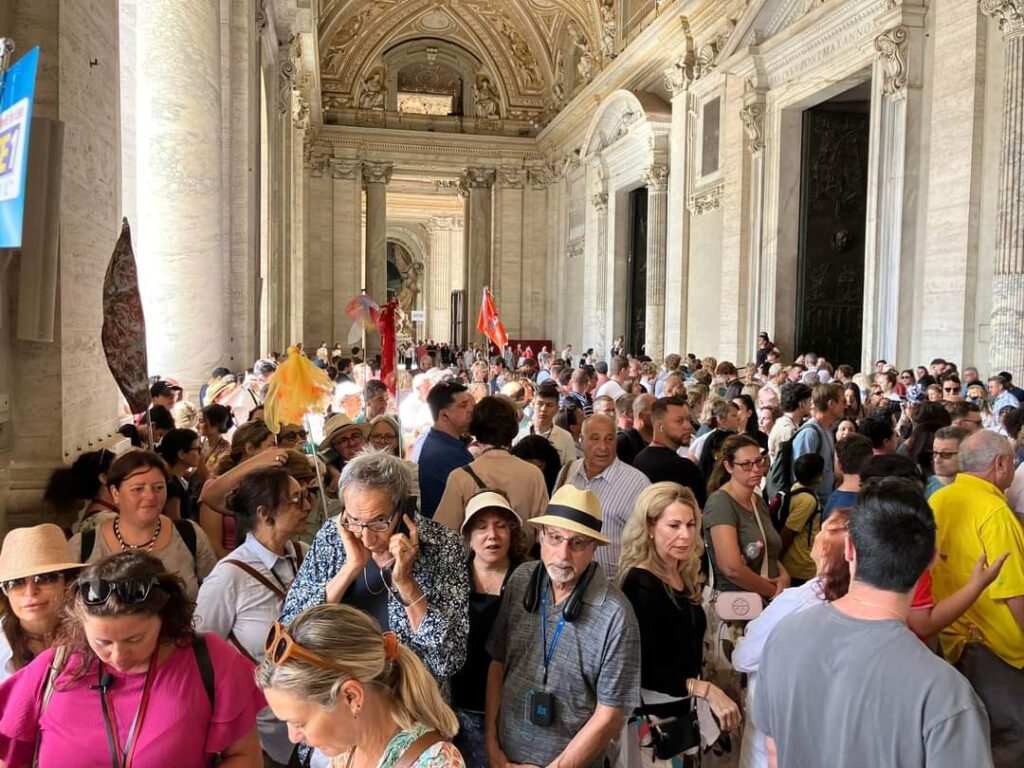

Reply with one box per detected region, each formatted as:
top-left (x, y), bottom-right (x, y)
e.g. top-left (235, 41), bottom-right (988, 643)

top-left (265, 621), bottom-right (352, 674)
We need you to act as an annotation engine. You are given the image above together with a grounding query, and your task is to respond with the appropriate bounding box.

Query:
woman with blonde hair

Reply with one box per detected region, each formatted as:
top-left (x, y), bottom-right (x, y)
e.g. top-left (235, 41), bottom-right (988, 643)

top-left (619, 483), bottom-right (740, 766)
top-left (257, 603), bottom-right (464, 767)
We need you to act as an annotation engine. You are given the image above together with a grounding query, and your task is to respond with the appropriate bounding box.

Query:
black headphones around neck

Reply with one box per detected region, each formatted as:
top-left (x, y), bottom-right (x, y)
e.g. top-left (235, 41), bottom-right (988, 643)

top-left (522, 561), bottom-right (597, 622)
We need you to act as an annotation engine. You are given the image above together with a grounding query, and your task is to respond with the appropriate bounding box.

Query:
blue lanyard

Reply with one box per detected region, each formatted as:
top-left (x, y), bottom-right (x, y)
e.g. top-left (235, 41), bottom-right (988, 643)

top-left (540, 587), bottom-right (566, 686)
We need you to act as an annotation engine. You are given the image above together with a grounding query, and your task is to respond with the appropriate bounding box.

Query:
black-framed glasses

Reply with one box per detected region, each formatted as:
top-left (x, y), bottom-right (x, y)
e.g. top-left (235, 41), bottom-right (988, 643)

top-left (541, 528), bottom-right (594, 552)
top-left (339, 508), bottom-right (397, 533)
top-left (1, 571), bottom-right (65, 594)
top-left (731, 456), bottom-right (769, 471)
top-left (930, 450), bottom-right (959, 460)
top-left (77, 577), bottom-right (159, 606)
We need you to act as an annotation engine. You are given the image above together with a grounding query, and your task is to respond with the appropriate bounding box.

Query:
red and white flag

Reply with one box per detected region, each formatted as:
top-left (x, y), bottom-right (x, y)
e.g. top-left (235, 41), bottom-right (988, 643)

top-left (477, 287), bottom-right (508, 350)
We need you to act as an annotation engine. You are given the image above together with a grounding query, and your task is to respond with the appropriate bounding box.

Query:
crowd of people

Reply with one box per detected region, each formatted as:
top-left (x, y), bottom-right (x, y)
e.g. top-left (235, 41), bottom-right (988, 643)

top-left (1, 335), bottom-right (1022, 767)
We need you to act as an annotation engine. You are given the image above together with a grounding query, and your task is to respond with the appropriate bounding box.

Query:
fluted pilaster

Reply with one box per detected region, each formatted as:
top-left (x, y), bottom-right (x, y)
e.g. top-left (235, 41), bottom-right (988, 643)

top-left (644, 166), bottom-right (669, 360)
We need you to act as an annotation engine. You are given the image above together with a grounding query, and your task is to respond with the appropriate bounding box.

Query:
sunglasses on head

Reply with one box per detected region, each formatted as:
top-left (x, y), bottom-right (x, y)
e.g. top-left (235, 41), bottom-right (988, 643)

top-left (77, 576), bottom-right (159, 606)
top-left (1, 571), bottom-right (66, 594)
top-left (265, 621), bottom-right (352, 673)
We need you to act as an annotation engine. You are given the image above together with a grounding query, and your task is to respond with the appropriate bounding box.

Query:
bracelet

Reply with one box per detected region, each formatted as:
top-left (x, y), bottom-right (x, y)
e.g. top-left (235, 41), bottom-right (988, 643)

top-left (686, 679), bottom-right (696, 698)
top-left (403, 591), bottom-right (427, 609)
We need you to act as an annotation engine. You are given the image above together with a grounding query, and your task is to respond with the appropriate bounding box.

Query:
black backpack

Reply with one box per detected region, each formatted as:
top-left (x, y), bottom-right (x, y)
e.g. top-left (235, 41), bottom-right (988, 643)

top-left (768, 486), bottom-right (819, 535)
top-left (764, 422), bottom-right (821, 506)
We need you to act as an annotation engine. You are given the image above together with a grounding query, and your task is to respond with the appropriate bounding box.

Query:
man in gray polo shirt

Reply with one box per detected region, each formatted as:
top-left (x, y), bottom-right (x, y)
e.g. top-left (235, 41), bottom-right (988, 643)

top-left (485, 485), bottom-right (641, 768)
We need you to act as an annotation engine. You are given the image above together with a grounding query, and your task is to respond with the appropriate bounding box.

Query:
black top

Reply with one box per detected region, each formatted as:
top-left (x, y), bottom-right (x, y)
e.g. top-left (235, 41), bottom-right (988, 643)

top-left (632, 445), bottom-right (708, 507)
top-left (620, 567), bottom-right (706, 697)
top-left (616, 429), bottom-right (646, 465)
top-left (167, 476), bottom-right (196, 521)
top-left (450, 558), bottom-right (516, 712)
top-left (343, 558), bottom-right (391, 631)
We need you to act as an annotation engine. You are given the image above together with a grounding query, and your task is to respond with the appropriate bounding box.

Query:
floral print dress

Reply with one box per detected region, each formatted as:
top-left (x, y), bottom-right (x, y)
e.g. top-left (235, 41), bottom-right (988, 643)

top-left (328, 724), bottom-right (465, 768)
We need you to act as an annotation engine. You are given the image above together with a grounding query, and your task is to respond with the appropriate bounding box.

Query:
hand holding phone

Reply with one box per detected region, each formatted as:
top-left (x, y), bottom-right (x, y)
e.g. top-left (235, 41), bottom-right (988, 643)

top-left (389, 513), bottom-right (420, 593)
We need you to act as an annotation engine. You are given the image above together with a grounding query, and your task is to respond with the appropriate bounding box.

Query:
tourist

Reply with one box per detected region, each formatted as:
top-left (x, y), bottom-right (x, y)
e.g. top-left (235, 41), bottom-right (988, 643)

top-left (705, 433), bottom-right (786, 598)
top-left (753, 478), bottom-right (992, 768)
top-left (777, 454), bottom-right (824, 587)
top-left (558, 414), bottom-right (650, 579)
top-left (485, 486), bottom-right (640, 768)
top-left (617, 393), bottom-right (655, 466)
top-left (414, 380), bottom-right (475, 519)
top-left (156, 427), bottom-right (202, 521)
top-left (927, 425), bottom-right (969, 497)
top-left (434, 396), bottom-right (548, 535)
top-left (258, 604), bottom-right (464, 767)
top-left (275, 424), bottom-right (308, 451)
top-left (843, 381), bottom-right (865, 421)
top-left (949, 399), bottom-right (985, 433)
top-left (43, 448), bottom-right (117, 533)
top-left (619, 483), bottom-right (740, 764)
top-left (834, 417), bottom-right (857, 442)
top-left (510, 434), bottom-right (563, 495)
top-left (361, 379), bottom-right (390, 423)
top-left (450, 490), bottom-right (526, 766)
top-left (929, 430), bottom-right (1024, 767)
top-left (0, 551), bottom-right (264, 766)
top-left (757, 405), bottom-right (778, 439)
top-left (733, 508), bottom-right (852, 768)
top-left (280, 452), bottom-right (469, 692)
top-left (318, 413), bottom-right (369, 475)
top-left (198, 403), bottom-right (234, 478)
top-left (633, 396), bottom-right (707, 507)
top-left (516, 381), bottom-right (576, 467)
top-left (688, 398), bottom-right (740, 476)
top-left (791, 383), bottom-right (844, 507)
top-left (767, 383), bottom-right (811, 464)
top-left (824, 433), bottom-right (873, 518)
top-left (68, 451), bottom-right (217, 601)
top-left (0, 524), bottom-right (83, 682)
top-left (988, 373), bottom-right (1020, 424)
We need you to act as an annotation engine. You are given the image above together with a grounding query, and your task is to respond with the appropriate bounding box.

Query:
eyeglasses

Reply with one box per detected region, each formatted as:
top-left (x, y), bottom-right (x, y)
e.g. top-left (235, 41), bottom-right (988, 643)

top-left (731, 456), bottom-right (769, 471)
top-left (541, 528), bottom-right (594, 552)
top-left (285, 490), bottom-right (313, 506)
top-left (265, 622), bottom-right (352, 673)
top-left (279, 429), bottom-right (308, 442)
top-left (943, 387), bottom-right (959, 393)
top-left (331, 433), bottom-right (364, 447)
top-left (1, 571), bottom-right (65, 594)
top-left (77, 576), bottom-right (159, 606)
top-left (339, 509), bottom-right (397, 533)
top-left (931, 450), bottom-right (960, 460)
top-left (369, 432), bottom-right (398, 443)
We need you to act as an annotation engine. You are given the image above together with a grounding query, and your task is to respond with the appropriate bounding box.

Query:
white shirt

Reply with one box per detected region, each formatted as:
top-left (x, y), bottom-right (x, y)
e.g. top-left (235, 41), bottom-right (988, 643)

top-left (1007, 463), bottom-right (1024, 527)
top-left (515, 423), bottom-right (577, 467)
top-left (195, 535), bottom-right (308, 763)
top-left (595, 380), bottom-right (626, 401)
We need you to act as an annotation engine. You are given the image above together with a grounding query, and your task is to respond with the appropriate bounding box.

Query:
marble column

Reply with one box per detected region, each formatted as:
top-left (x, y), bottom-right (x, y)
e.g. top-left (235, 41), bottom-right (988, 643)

top-left (427, 216), bottom-right (462, 342)
top-left (136, 0), bottom-right (224, 389)
top-left (982, 1), bottom-right (1024, 374)
top-left (664, 64), bottom-right (694, 355)
top-left (741, 98), bottom-right (767, 361)
top-left (644, 165), bottom-right (669, 361)
top-left (584, 172), bottom-right (609, 357)
top-left (462, 168), bottom-right (495, 345)
top-left (332, 160), bottom-right (364, 342)
top-left (363, 162), bottom-right (393, 355)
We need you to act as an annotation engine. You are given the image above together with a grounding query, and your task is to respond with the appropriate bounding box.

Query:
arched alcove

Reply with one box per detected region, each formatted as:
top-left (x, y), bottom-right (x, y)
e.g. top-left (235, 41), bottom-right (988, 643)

top-left (381, 38), bottom-right (487, 116)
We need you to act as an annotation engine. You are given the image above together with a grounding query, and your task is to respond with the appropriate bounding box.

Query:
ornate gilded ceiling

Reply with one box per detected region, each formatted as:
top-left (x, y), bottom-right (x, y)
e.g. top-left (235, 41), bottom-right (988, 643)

top-left (318, 0), bottom-right (620, 122)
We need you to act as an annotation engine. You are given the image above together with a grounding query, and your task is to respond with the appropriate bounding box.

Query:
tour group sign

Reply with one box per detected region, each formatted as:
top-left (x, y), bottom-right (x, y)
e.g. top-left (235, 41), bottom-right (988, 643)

top-left (0, 44), bottom-right (39, 249)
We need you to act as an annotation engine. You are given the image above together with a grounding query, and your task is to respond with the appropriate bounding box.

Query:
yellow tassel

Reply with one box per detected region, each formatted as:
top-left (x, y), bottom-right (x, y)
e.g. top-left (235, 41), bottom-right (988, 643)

top-left (263, 346), bottom-right (333, 433)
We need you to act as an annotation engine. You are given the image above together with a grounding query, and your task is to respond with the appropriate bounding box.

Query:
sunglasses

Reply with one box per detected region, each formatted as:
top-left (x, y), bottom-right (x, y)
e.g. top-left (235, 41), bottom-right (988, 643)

top-left (77, 576), bottom-right (159, 606)
top-left (1, 571), bottom-right (66, 594)
top-left (279, 429), bottom-right (308, 441)
top-left (265, 621), bottom-right (352, 673)
top-left (943, 387), bottom-right (959, 393)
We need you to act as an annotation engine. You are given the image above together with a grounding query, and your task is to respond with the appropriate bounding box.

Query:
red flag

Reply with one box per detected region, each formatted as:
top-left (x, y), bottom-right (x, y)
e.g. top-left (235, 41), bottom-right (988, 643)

top-left (477, 287), bottom-right (508, 350)
top-left (379, 300), bottom-right (398, 396)
top-left (102, 218), bottom-right (150, 414)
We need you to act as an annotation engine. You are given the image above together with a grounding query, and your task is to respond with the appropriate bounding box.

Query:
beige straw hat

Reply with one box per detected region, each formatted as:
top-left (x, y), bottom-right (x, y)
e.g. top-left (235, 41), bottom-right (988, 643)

top-left (0, 523), bottom-right (84, 583)
top-left (528, 485), bottom-right (609, 545)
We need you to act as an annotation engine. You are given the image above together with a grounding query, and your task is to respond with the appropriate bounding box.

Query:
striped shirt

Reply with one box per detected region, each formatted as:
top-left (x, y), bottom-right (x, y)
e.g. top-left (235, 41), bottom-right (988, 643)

top-left (563, 458), bottom-right (651, 580)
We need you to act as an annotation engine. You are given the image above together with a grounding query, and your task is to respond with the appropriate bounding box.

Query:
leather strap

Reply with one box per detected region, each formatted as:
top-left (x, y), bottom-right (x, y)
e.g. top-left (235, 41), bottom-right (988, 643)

top-left (223, 559), bottom-right (286, 599)
top-left (393, 730), bottom-right (444, 768)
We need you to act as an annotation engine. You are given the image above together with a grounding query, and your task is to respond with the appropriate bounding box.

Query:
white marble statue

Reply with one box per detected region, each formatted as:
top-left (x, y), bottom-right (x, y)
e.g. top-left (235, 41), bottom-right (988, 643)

top-left (474, 75), bottom-right (500, 119)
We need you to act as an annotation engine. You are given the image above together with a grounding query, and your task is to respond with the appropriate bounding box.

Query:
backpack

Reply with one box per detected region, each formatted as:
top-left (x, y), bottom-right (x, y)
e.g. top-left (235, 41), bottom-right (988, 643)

top-left (768, 486), bottom-right (818, 535)
top-left (764, 421), bottom-right (821, 506)
top-left (80, 519), bottom-right (199, 562)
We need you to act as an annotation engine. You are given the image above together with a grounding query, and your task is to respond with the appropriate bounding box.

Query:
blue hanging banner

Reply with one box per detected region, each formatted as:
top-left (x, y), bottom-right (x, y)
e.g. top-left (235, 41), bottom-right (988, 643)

top-left (0, 45), bottom-right (38, 249)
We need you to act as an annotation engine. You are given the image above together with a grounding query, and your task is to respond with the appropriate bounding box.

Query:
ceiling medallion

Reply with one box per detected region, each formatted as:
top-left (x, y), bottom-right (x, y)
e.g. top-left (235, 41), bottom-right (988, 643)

top-left (419, 9), bottom-right (454, 33)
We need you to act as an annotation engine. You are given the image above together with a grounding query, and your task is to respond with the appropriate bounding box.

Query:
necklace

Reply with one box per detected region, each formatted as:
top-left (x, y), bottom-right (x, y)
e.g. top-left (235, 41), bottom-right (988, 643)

top-left (113, 515), bottom-right (162, 552)
top-left (847, 595), bottom-right (906, 621)
top-left (473, 565), bottom-right (506, 595)
top-left (362, 557), bottom-right (395, 596)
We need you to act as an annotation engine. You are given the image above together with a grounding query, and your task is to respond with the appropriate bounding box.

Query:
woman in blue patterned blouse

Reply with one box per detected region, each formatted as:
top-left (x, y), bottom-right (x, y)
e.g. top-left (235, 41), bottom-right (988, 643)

top-left (280, 451), bottom-right (469, 690)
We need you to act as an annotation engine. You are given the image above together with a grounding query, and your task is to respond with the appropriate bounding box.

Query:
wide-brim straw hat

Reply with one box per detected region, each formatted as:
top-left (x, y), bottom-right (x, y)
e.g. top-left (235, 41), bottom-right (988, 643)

top-left (528, 485), bottom-right (609, 545)
top-left (318, 413), bottom-right (370, 451)
top-left (0, 523), bottom-right (85, 583)
top-left (461, 490), bottom-right (524, 534)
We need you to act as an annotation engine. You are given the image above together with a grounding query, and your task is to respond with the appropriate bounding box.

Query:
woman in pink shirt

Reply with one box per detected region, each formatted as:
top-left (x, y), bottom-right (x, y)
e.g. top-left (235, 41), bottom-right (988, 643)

top-left (0, 550), bottom-right (264, 767)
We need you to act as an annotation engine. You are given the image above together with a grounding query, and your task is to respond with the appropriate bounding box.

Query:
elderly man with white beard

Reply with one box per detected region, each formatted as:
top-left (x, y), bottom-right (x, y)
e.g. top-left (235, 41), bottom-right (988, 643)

top-left (485, 485), bottom-right (641, 768)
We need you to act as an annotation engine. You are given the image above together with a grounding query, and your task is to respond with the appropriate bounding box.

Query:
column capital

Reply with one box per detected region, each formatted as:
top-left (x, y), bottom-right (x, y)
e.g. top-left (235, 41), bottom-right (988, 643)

top-left (740, 103), bottom-right (766, 155)
top-left (362, 162), bottom-right (394, 185)
top-left (874, 26), bottom-right (909, 95)
top-left (663, 56), bottom-right (695, 96)
top-left (497, 169), bottom-right (526, 188)
top-left (591, 192), bottom-right (609, 213)
top-left (428, 215), bottom-right (462, 232)
top-left (330, 159), bottom-right (361, 180)
top-left (980, 0), bottom-right (1024, 37)
top-left (464, 168), bottom-right (496, 189)
top-left (305, 151), bottom-right (330, 176)
top-left (643, 165), bottom-right (669, 192)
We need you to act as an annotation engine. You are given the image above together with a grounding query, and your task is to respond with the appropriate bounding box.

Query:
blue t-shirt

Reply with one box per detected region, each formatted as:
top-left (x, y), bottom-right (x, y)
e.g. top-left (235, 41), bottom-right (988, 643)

top-left (416, 428), bottom-right (473, 519)
top-left (824, 489), bottom-right (858, 520)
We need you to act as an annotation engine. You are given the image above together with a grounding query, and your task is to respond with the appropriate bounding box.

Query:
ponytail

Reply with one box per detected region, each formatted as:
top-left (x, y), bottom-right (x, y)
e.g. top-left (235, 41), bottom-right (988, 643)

top-left (388, 644), bottom-right (459, 739)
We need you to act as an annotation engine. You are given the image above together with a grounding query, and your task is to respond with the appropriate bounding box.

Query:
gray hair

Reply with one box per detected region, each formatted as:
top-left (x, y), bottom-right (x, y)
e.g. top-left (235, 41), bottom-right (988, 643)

top-left (339, 450), bottom-right (412, 509)
top-left (959, 430), bottom-right (1014, 473)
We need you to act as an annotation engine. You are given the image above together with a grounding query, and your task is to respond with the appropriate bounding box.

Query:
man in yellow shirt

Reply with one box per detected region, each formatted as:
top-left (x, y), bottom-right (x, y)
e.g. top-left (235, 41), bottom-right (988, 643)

top-left (930, 430), bottom-right (1024, 768)
top-left (779, 453), bottom-right (824, 585)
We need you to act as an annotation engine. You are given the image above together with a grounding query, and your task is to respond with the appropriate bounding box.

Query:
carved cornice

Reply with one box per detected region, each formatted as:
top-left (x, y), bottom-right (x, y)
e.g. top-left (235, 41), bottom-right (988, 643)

top-left (592, 192), bottom-right (609, 212)
top-left (428, 216), bottom-right (463, 232)
top-left (875, 26), bottom-right (909, 95)
top-left (329, 159), bottom-right (361, 180)
top-left (980, 0), bottom-right (1024, 37)
top-left (740, 103), bottom-right (766, 155)
top-left (305, 151), bottom-right (330, 175)
top-left (497, 169), bottom-right (526, 188)
top-left (464, 168), bottom-right (497, 189)
top-left (362, 162), bottom-right (394, 185)
top-left (528, 167), bottom-right (555, 187)
top-left (688, 183), bottom-right (724, 215)
top-left (643, 165), bottom-right (669, 192)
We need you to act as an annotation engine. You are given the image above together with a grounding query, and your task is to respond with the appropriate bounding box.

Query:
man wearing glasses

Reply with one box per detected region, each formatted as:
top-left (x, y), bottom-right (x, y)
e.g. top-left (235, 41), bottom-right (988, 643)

top-left (942, 374), bottom-right (965, 403)
top-left (485, 485), bottom-right (640, 768)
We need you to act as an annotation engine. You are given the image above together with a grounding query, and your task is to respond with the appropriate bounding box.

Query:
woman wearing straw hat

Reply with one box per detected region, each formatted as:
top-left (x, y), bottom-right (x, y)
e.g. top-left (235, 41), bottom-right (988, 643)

top-left (257, 603), bottom-right (465, 768)
top-left (0, 524), bottom-right (84, 682)
top-left (450, 489), bottom-right (527, 765)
